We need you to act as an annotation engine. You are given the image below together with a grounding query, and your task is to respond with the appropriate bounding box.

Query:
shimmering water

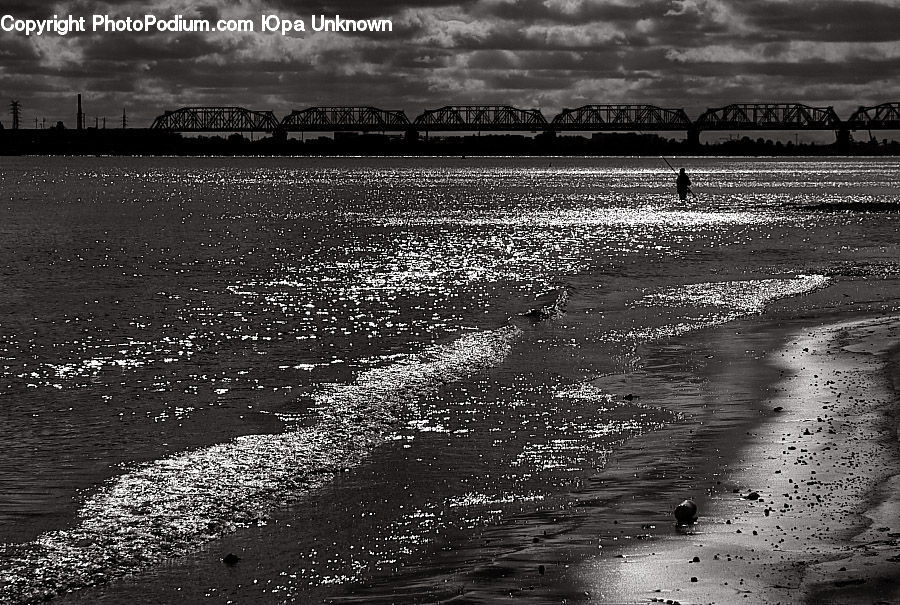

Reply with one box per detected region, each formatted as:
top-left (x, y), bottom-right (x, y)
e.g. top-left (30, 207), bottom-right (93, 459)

top-left (0, 156), bottom-right (898, 604)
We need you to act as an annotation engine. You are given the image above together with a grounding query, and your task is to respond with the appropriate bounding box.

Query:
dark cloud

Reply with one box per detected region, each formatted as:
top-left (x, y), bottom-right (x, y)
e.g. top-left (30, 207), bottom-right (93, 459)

top-left (735, 0), bottom-right (900, 42)
top-left (476, 0), bottom-right (669, 24)
top-left (0, 0), bottom-right (896, 126)
top-left (80, 33), bottom-right (228, 62)
top-left (266, 0), bottom-right (477, 19)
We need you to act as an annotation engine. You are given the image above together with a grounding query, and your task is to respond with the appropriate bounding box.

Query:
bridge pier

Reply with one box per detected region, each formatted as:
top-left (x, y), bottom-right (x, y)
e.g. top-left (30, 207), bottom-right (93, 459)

top-left (836, 127), bottom-right (851, 153)
top-left (687, 127), bottom-right (701, 148)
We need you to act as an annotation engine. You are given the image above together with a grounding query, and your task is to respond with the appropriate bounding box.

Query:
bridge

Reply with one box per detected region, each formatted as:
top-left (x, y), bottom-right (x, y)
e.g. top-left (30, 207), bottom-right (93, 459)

top-left (147, 102), bottom-right (899, 144)
top-left (150, 107), bottom-right (280, 132)
top-left (551, 104), bottom-right (692, 131)
top-left (280, 106), bottom-right (410, 132)
top-left (412, 105), bottom-right (547, 131)
top-left (695, 103), bottom-right (842, 131)
top-left (846, 102), bottom-right (900, 131)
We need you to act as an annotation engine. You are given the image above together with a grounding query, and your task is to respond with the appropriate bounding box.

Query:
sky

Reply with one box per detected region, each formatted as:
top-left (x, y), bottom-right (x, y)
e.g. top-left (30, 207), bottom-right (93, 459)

top-left (0, 0), bottom-right (898, 128)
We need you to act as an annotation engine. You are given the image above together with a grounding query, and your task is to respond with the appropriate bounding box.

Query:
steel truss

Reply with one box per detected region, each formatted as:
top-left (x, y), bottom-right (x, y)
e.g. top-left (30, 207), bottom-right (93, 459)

top-left (551, 104), bottom-right (692, 131)
top-left (281, 106), bottom-right (410, 131)
top-left (413, 105), bottom-right (547, 131)
top-left (150, 107), bottom-right (280, 132)
top-left (695, 103), bottom-right (842, 130)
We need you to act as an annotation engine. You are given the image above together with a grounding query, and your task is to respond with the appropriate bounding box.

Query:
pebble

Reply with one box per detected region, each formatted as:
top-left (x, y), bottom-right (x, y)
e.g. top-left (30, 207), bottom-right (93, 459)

top-left (222, 553), bottom-right (240, 566)
top-left (674, 500), bottom-right (698, 524)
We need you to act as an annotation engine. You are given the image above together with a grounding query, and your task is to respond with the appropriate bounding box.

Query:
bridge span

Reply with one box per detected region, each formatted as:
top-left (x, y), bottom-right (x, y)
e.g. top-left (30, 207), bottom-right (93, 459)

top-left (551, 104), bottom-right (692, 131)
top-left (150, 107), bottom-right (280, 132)
top-left (412, 105), bottom-right (547, 131)
top-left (695, 103), bottom-right (842, 131)
top-left (281, 106), bottom-right (410, 132)
top-left (847, 102), bottom-right (900, 131)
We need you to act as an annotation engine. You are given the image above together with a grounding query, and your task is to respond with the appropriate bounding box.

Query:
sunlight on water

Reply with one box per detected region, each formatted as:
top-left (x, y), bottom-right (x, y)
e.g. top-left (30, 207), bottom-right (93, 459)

top-left (375, 206), bottom-right (772, 228)
top-left (0, 327), bottom-right (520, 603)
top-left (615, 275), bottom-right (832, 341)
top-left (1, 157), bottom-right (897, 603)
top-left (640, 275), bottom-right (830, 313)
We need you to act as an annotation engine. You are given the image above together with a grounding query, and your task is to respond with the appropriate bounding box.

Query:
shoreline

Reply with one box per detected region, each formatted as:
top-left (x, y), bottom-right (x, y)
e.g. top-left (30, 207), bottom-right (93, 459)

top-left (411, 307), bottom-right (799, 603)
top-left (375, 278), bottom-right (900, 604)
top-left (35, 274), bottom-right (900, 604)
top-left (39, 300), bottom-right (900, 604)
top-left (583, 314), bottom-right (900, 604)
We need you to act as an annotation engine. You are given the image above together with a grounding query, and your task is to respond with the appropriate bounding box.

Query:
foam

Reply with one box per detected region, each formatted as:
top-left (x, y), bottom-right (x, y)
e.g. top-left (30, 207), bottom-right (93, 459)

top-left (0, 326), bottom-right (521, 604)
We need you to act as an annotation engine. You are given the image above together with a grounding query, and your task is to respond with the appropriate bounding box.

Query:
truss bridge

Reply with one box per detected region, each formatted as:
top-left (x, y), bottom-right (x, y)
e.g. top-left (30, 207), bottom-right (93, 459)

top-left (413, 105), bottom-right (547, 131)
top-left (846, 102), bottom-right (900, 131)
top-left (280, 106), bottom-right (410, 132)
top-left (695, 103), bottom-right (842, 131)
top-left (551, 104), bottom-right (692, 131)
top-left (150, 107), bottom-right (279, 132)
top-left (147, 102), bottom-right (899, 147)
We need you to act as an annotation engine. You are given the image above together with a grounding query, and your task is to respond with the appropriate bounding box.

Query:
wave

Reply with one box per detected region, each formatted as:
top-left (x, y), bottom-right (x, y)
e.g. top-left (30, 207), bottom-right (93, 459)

top-left (0, 326), bottom-right (521, 604)
top-left (612, 275), bottom-right (830, 341)
top-left (639, 274), bottom-right (829, 314)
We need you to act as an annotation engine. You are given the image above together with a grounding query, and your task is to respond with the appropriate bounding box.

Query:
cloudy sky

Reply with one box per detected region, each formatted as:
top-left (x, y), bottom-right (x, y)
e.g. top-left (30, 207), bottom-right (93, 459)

top-left (0, 0), bottom-right (898, 127)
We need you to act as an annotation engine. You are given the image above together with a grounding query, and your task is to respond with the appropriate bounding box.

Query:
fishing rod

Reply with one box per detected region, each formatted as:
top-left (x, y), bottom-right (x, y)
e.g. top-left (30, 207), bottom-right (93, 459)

top-left (660, 155), bottom-right (678, 174)
top-left (660, 156), bottom-right (697, 199)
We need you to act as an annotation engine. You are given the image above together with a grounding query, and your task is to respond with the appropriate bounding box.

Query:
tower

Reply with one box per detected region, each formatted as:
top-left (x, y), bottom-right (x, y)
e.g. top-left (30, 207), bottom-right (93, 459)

top-left (77, 94), bottom-right (83, 130)
top-left (9, 100), bottom-right (20, 130)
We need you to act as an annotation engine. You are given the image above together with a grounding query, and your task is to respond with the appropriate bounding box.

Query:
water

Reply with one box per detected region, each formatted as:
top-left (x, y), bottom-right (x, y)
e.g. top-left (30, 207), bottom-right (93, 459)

top-left (0, 156), bottom-right (897, 603)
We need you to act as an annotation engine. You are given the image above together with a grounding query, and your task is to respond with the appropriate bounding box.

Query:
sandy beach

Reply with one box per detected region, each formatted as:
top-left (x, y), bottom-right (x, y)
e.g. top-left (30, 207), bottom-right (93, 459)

top-left (548, 292), bottom-right (900, 603)
top-left (584, 314), bottom-right (900, 604)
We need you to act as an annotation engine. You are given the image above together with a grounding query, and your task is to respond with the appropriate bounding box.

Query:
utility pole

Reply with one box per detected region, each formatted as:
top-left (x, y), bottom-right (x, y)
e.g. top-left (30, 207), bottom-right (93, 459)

top-left (122, 107), bottom-right (127, 129)
top-left (9, 100), bottom-right (20, 130)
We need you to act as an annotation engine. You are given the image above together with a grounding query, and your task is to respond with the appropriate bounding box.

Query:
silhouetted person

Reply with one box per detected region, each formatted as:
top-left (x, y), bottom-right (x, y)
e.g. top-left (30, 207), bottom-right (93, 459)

top-left (676, 168), bottom-right (692, 201)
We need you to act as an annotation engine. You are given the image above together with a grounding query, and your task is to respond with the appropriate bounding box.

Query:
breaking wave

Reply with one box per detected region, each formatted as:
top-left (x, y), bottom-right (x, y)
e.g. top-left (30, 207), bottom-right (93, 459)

top-left (615, 275), bottom-right (830, 341)
top-left (0, 326), bottom-right (521, 604)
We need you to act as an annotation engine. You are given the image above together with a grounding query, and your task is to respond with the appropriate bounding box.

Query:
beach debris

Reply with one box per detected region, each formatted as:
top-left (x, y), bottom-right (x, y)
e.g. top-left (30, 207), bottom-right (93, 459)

top-left (674, 499), bottom-right (698, 524)
top-left (522, 307), bottom-right (553, 320)
top-left (520, 288), bottom-right (569, 321)
top-left (744, 491), bottom-right (760, 500)
top-left (222, 553), bottom-right (241, 566)
top-left (690, 577), bottom-right (698, 582)
top-left (538, 564), bottom-right (545, 575)
top-left (774, 406), bottom-right (784, 412)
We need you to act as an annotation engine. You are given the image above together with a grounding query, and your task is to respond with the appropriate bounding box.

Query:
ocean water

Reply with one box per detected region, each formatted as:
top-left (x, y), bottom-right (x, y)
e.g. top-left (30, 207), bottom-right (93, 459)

top-left (0, 156), bottom-right (897, 604)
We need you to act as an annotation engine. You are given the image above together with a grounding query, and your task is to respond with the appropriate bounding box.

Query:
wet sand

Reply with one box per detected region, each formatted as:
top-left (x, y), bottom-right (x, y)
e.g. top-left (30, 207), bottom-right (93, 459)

top-left (351, 279), bottom-right (900, 605)
top-left (583, 315), bottom-right (900, 604)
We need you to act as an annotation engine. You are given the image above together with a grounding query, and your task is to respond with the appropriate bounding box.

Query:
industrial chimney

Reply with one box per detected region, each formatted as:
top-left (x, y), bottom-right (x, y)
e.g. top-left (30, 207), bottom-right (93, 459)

top-left (77, 94), bottom-right (83, 130)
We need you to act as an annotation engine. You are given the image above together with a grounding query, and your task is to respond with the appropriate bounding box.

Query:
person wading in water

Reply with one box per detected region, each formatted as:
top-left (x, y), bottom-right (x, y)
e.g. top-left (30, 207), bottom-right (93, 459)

top-left (676, 168), bottom-right (692, 201)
